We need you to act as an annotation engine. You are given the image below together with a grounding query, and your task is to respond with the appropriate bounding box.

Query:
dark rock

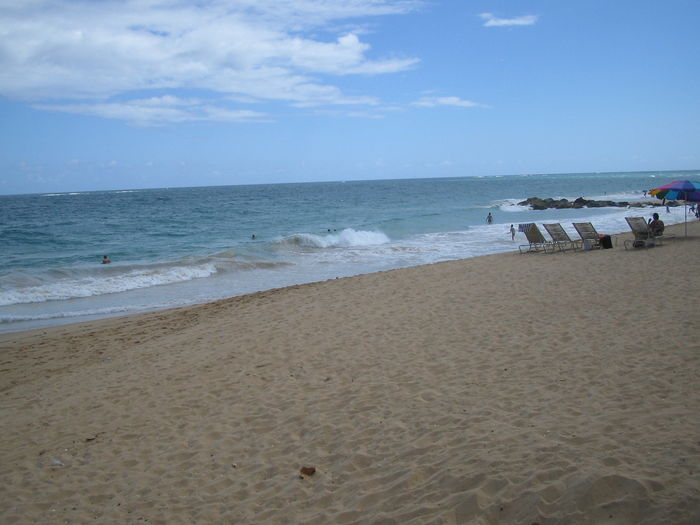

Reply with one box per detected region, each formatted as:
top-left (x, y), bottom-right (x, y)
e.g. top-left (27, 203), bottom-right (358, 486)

top-left (518, 197), bottom-right (678, 210)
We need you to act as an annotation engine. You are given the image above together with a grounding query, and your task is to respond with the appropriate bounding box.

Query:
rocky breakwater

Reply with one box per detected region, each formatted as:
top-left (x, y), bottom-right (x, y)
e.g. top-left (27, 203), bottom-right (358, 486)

top-left (518, 196), bottom-right (676, 210)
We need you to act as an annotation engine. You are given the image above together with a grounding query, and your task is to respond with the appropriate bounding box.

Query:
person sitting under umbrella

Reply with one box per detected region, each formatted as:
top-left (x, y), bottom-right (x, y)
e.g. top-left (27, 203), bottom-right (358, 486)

top-left (649, 213), bottom-right (665, 237)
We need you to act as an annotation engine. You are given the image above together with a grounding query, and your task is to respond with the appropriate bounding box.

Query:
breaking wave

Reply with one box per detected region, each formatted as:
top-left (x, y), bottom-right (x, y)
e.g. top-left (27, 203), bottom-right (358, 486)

top-left (0, 263), bottom-right (219, 306)
top-left (277, 228), bottom-right (390, 249)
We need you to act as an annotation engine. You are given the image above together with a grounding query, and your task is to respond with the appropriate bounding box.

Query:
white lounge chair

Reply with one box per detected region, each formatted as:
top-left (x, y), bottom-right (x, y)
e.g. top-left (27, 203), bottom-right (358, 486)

top-left (543, 223), bottom-right (581, 252)
top-left (518, 223), bottom-right (553, 254)
top-left (624, 217), bottom-right (656, 249)
top-left (624, 216), bottom-right (674, 249)
top-left (573, 222), bottom-right (602, 250)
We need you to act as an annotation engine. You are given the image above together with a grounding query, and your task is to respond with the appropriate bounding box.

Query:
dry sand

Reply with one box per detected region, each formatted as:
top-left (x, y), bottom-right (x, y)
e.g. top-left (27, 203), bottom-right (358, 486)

top-left (1, 221), bottom-right (699, 525)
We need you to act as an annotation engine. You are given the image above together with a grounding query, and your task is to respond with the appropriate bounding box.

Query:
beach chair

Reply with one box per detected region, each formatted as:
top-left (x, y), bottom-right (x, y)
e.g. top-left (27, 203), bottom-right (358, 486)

top-left (650, 219), bottom-right (676, 244)
top-left (624, 216), bottom-right (675, 249)
top-left (518, 223), bottom-right (552, 254)
top-left (543, 223), bottom-right (581, 252)
top-left (572, 222), bottom-right (603, 250)
top-left (624, 217), bottom-right (655, 249)
top-left (655, 230), bottom-right (676, 244)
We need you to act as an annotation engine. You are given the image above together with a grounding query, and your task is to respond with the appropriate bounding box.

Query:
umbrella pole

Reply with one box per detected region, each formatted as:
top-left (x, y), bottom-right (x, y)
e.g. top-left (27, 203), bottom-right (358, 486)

top-left (683, 190), bottom-right (688, 237)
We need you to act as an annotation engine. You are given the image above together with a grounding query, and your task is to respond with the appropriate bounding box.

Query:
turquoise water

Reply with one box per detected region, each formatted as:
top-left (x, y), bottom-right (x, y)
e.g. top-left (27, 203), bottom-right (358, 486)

top-left (1, 170), bottom-right (695, 332)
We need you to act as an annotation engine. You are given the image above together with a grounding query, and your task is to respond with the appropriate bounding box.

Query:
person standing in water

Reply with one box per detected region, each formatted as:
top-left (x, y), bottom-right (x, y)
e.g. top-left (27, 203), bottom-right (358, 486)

top-left (510, 224), bottom-right (516, 241)
top-left (486, 212), bottom-right (493, 224)
top-left (102, 255), bottom-right (111, 264)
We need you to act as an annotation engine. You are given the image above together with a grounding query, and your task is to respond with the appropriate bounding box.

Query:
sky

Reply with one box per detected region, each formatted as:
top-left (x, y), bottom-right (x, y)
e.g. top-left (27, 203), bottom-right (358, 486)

top-left (0, 0), bottom-right (699, 194)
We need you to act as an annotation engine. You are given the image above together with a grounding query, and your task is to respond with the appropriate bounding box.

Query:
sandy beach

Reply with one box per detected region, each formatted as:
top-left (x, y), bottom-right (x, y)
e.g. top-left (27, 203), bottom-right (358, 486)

top-left (1, 221), bottom-right (699, 525)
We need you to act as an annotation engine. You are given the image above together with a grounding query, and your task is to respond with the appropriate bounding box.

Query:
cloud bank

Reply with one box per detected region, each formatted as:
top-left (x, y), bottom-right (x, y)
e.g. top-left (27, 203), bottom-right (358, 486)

top-left (412, 96), bottom-right (486, 108)
top-left (479, 13), bottom-right (539, 27)
top-left (0, 0), bottom-right (422, 124)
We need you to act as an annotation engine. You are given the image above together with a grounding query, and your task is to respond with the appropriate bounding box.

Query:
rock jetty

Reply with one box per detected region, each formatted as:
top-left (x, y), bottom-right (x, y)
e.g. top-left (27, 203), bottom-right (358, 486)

top-left (518, 196), bottom-right (677, 211)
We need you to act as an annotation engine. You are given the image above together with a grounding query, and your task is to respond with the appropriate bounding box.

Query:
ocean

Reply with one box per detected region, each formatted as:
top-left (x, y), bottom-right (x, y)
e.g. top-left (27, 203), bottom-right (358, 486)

top-left (1, 170), bottom-right (696, 333)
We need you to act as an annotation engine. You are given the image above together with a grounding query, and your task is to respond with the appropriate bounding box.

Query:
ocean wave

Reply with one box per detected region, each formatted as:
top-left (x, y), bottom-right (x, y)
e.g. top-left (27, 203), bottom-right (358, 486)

top-left (1, 228), bottom-right (56, 243)
top-left (277, 228), bottom-right (390, 249)
top-left (587, 191), bottom-right (651, 202)
top-left (0, 305), bottom-right (134, 324)
top-left (493, 199), bottom-right (526, 212)
top-left (0, 263), bottom-right (218, 306)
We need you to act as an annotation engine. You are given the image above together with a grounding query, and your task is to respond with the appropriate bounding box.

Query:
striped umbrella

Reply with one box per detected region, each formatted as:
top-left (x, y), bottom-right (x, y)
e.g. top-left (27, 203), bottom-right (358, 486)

top-left (649, 180), bottom-right (700, 236)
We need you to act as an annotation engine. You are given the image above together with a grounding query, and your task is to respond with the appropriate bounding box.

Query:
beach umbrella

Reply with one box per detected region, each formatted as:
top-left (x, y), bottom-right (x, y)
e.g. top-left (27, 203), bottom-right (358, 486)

top-left (649, 180), bottom-right (700, 237)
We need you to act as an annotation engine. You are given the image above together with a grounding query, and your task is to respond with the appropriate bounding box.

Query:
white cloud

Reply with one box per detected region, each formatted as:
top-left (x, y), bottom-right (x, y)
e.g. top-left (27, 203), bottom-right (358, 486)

top-left (479, 13), bottom-right (538, 27)
top-left (0, 0), bottom-right (421, 122)
top-left (412, 96), bottom-right (486, 108)
top-left (33, 96), bottom-right (270, 126)
top-left (311, 108), bottom-right (386, 119)
top-left (283, 33), bottom-right (418, 75)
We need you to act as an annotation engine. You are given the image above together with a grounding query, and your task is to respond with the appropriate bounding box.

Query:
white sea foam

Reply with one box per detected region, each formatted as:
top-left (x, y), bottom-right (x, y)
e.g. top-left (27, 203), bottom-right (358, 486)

top-left (0, 263), bottom-right (218, 306)
top-left (0, 306), bottom-right (133, 323)
top-left (586, 191), bottom-right (653, 202)
top-left (496, 199), bottom-right (527, 212)
top-left (280, 229), bottom-right (390, 249)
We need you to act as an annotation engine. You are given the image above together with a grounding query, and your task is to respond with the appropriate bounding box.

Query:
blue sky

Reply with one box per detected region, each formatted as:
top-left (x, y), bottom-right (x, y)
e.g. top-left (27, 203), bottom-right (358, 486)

top-left (1, 0), bottom-right (698, 194)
